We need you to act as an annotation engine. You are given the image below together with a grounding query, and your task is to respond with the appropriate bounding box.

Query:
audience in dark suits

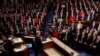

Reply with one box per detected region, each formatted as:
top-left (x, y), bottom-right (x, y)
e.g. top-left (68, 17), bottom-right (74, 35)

top-left (0, 0), bottom-right (100, 56)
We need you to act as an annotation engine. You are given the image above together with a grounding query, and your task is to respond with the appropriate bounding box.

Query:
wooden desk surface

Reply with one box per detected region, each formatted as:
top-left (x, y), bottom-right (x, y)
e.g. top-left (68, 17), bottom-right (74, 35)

top-left (24, 36), bottom-right (35, 42)
top-left (14, 45), bottom-right (27, 52)
top-left (51, 38), bottom-right (80, 56)
top-left (44, 48), bottom-right (64, 56)
top-left (42, 38), bottom-right (52, 44)
top-left (12, 38), bottom-right (24, 44)
top-left (24, 36), bottom-right (35, 39)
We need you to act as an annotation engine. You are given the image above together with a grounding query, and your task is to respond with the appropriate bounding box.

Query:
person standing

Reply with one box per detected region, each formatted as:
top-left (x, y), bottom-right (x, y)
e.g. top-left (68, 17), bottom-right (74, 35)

top-left (34, 32), bottom-right (43, 56)
top-left (92, 35), bottom-right (100, 56)
top-left (3, 37), bottom-right (14, 56)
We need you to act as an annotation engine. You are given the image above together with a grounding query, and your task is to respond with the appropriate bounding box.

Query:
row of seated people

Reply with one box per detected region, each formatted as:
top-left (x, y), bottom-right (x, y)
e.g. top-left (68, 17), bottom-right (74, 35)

top-left (52, 0), bottom-right (100, 23)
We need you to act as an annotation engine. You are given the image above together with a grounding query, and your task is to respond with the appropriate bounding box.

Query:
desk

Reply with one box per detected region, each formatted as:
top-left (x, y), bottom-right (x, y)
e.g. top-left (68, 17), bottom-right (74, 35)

top-left (24, 36), bottom-right (35, 39)
top-left (44, 48), bottom-right (64, 56)
top-left (42, 38), bottom-right (52, 44)
top-left (12, 38), bottom-right (24, 44)
top-left (24, 36), bottom-right (35, 42)
top-left (51, 38), bottom-right (80, 56)
top-left (12, 38), bottom-right (28, 56)
top-left (42, 38), bottom-right (53, 49)
top-left (14, 44), bottom-right (28, 56)
top-left (14, 45), bottom-right (27, 52)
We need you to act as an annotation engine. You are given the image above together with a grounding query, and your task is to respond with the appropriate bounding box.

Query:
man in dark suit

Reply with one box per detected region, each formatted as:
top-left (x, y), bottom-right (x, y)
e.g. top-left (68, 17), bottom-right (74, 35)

top-left (34, 34), bottom-right (43, 56)
top-left (85, 32), bottom-right (93, 53)
top-left (65, 27), bottom-right (76, 48)
top-left (86, 33), bottom-right (93, 46)
top-left (90, 21), bottom-right (98, 29)
top-left (77, 30), bottom-right (87, 51)
top-left (74, 29), bottom-right (81, 50)
top-left (91, 35), bottom-right (100, 56)
top-left (60, 27), bottom-right (66, 42)
top-left (3, 37), bottom-right (14, 56)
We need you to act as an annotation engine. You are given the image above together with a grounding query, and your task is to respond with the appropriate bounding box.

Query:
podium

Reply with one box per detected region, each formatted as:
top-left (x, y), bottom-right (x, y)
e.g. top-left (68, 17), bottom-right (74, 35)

top-left (42, 38), bottom-right (64, 56)
top-left (42, 38), bottom-right (80, 56)
top-left (52, 38), bottom-right (79, 56)
top-left (12, 38), bottom-right (29, 56)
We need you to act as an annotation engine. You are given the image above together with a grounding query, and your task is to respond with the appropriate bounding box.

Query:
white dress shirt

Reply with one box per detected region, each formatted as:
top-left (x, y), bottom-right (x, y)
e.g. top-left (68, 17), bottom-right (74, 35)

top-left (98, 25), bottom-right (100, 31)
top-left (77, 23), bottom-right (82, 30)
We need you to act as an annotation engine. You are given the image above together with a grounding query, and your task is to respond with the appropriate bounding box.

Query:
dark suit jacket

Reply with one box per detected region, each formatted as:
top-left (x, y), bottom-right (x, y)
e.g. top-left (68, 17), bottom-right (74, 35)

top-left (80, 34), bottom-right (87, 44)
top-left (75, 32), bottom-right (81, 42)
top-left (86, 35), bottom-right (93, 46)
top-left (96, 41), bottom-right (100, 51)
top-left (34, 36), bottom-right (43, 50)
top-left (60, 32), bottom-right (66, 40)
top-left (3, 40), bottom-right (14, 52)
top-left (67, 30), bottom-right (75, 42)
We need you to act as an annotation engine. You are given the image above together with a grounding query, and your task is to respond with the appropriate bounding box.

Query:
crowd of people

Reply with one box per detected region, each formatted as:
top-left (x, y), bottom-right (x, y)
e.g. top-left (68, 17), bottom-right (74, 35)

top-left (51, 0), bottom-right (100, 23)
top-left (51, 0), bottom-right (100, 56)
top-left (50, 21), bottom-right (100, 55)
top-left (50, 0), bottom-right (100, 56)
top-left (0, 0), bottom-right (48, 36)
top-left (0, 0), bottom-right (100, 56)
top-left (0, 0), bottom-right (47, 56)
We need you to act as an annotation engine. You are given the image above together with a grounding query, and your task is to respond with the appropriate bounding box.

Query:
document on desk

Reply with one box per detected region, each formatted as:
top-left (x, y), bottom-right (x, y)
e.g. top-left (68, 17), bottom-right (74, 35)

top-left (14, 45), bottom-right (27, 52)
top-left (51, 38), bottom-right (80, 56)
top-left (24, 36), bottom-right (35, 39)
top-left (13, 38), bottom-right (23, 44)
